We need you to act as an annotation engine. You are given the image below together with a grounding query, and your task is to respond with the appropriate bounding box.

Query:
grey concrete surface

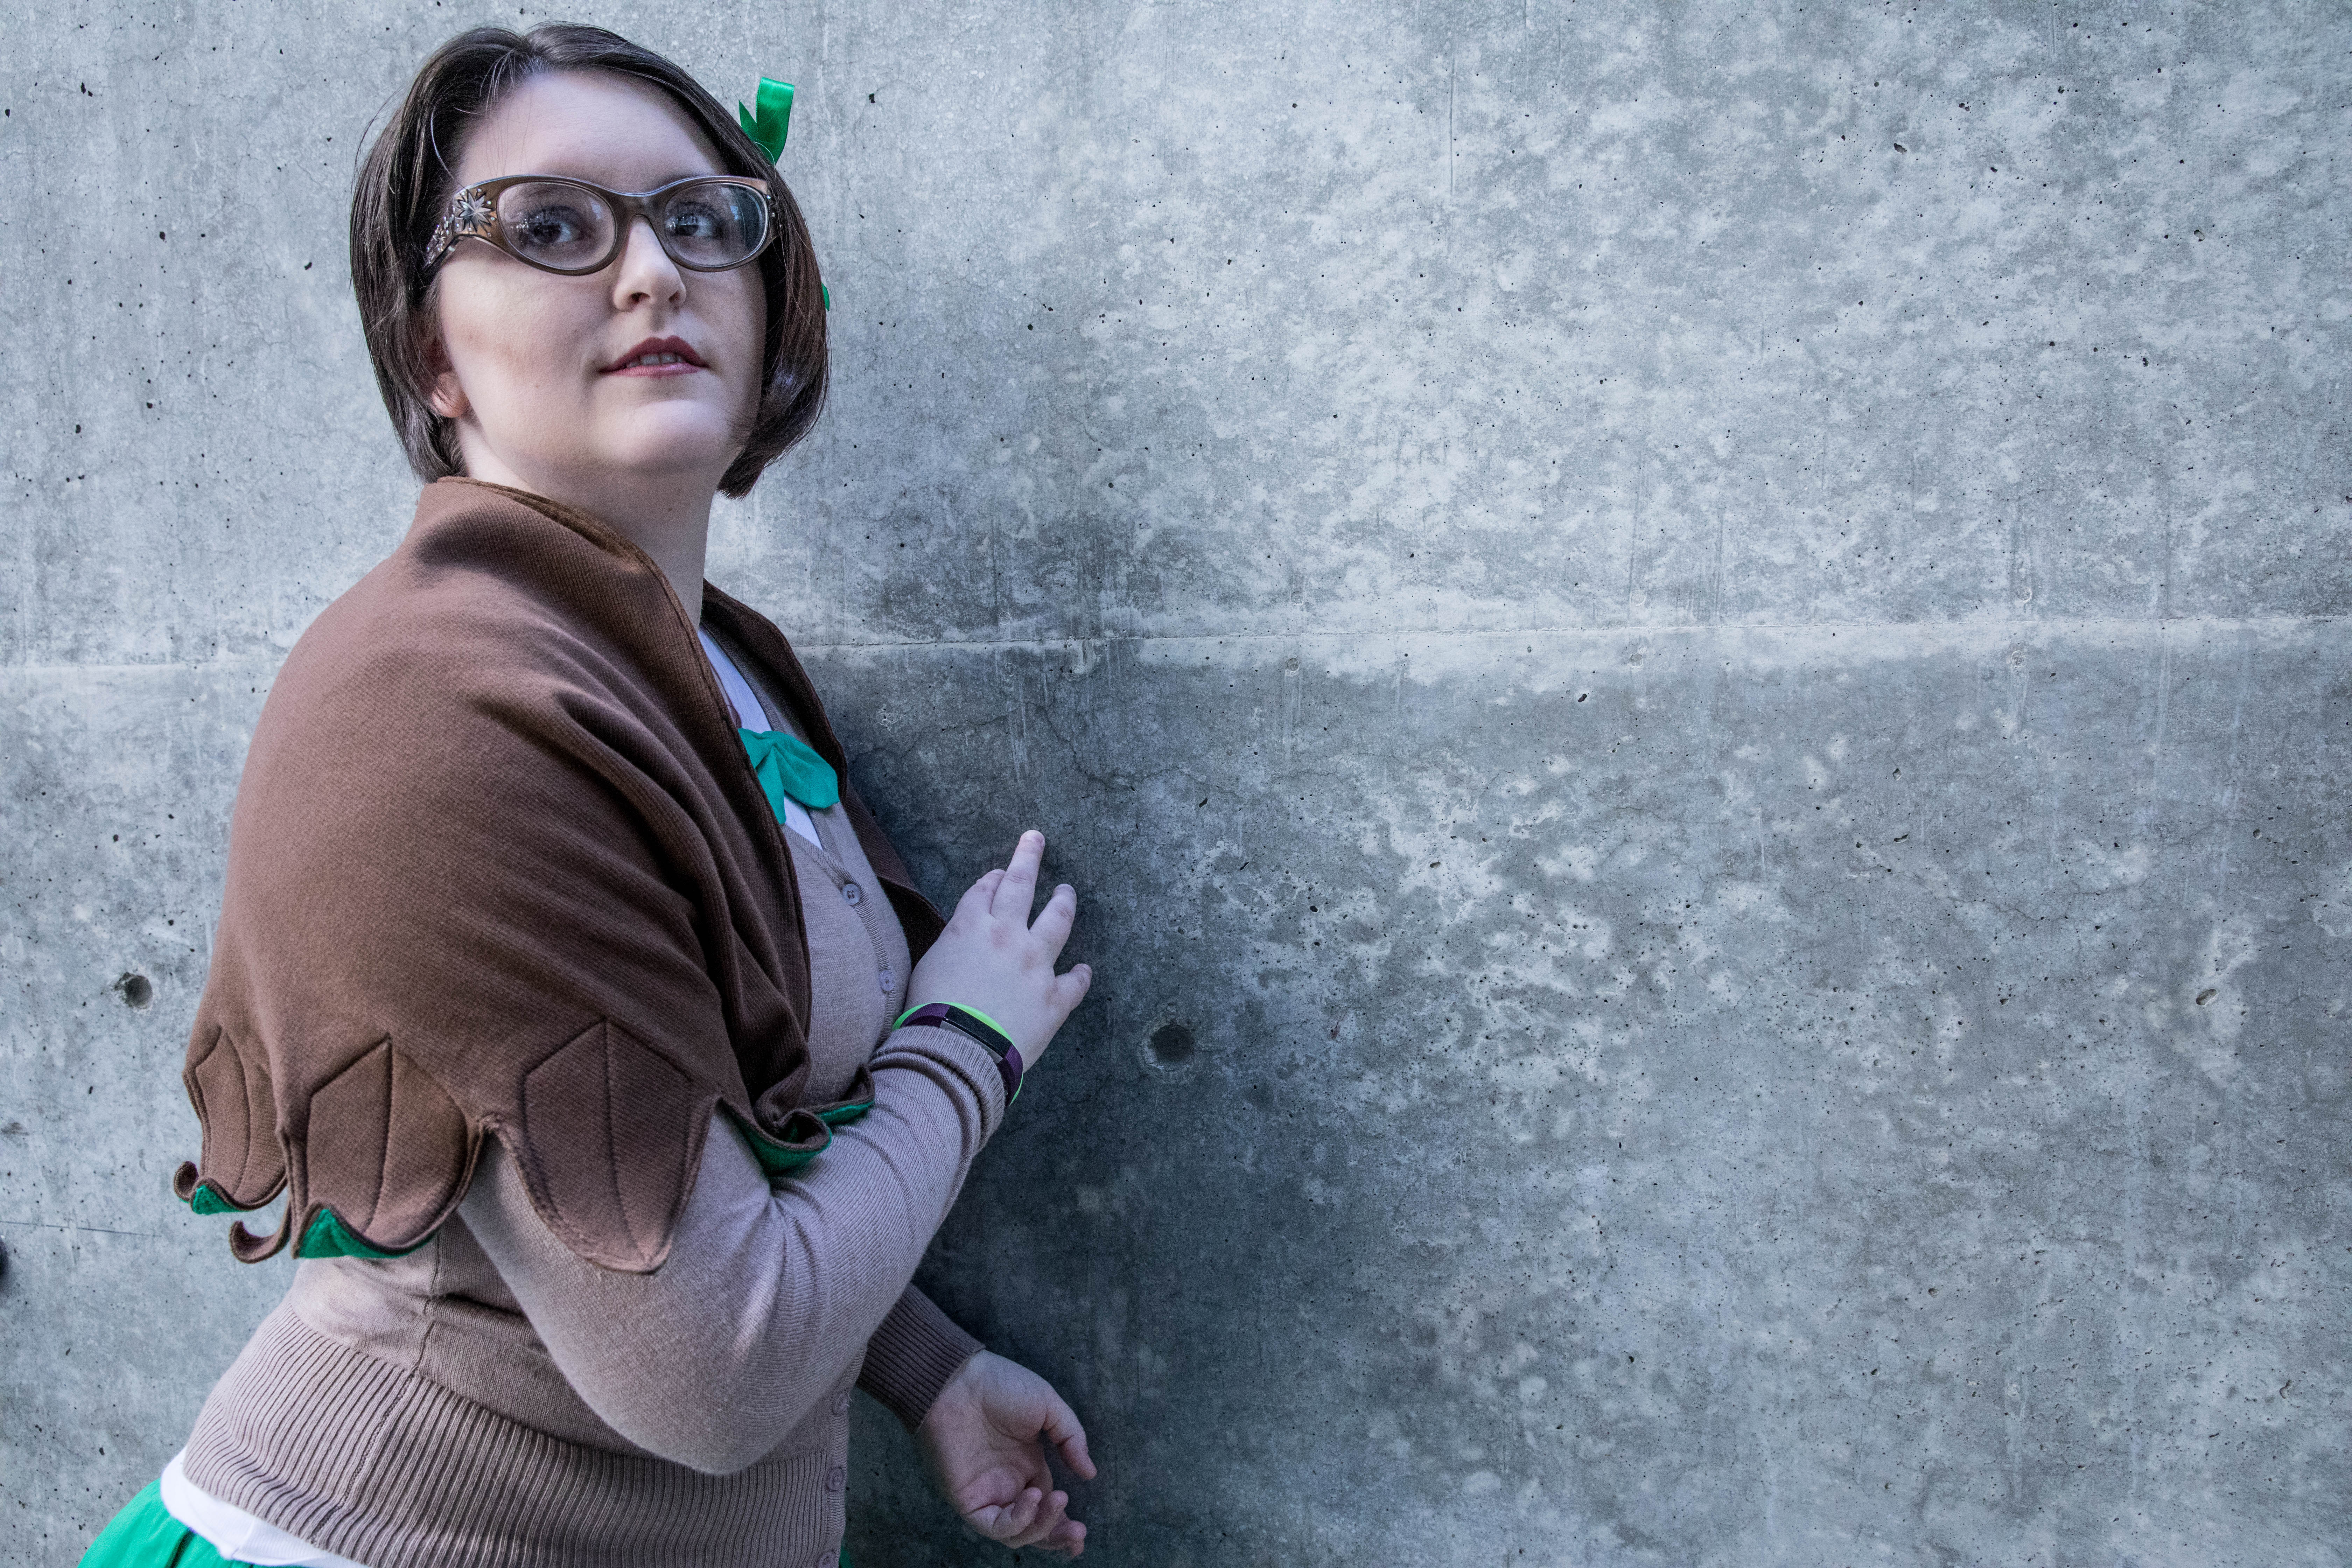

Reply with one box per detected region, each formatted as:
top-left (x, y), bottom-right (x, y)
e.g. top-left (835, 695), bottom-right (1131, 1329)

top-left (4, 2), bottom-right (2345, 1564)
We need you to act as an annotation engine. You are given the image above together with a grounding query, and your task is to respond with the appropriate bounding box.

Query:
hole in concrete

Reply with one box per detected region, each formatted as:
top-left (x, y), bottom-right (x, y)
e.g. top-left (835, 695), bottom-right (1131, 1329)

top-left (1147, 1022), bottom-right (1196, 1068)
top-left (115, 973), bottom-right (153, 1009)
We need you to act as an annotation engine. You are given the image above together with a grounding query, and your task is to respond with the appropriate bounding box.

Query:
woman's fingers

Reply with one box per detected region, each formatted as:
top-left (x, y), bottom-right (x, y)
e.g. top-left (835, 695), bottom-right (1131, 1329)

top-left (991, 831), bottom-right (1044, 919)
top-left (1049, 964), bottom-right (1093, 1017)
top-left (916, 832), bottom-right (1094, 1064)
top-left (978, 1486), bottom-right (1043, 1540)
top-left (1041, 1388), bottom-right (1096, 1480)
top-left (956, 866), bottom-right (1006, 920)
top-left (1030, 883), bottom-right (1078, 952)
top-left (1006, 1490), bottom-right (1070, 1549)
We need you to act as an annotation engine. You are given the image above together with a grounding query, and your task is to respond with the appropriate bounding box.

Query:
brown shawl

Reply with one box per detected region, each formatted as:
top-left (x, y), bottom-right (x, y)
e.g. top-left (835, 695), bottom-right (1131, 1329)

top-left (173, 478), bottom-right (945, 1272)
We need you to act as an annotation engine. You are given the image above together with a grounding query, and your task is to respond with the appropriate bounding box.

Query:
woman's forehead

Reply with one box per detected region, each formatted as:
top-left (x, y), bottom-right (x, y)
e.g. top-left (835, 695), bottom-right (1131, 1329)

top-left (454, 70), bottom-right (722, 190)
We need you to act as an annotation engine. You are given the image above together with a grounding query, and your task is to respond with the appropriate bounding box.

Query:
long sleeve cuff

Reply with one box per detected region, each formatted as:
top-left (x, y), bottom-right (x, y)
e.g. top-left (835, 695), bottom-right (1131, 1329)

top-left (859, 1284), bottom-right (984, 1429)
top-left (872, 1021), bottom-right (1010, 1141)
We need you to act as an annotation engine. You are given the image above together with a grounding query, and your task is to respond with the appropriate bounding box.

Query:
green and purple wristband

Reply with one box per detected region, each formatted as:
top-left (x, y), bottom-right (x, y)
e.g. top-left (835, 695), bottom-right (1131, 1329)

top-left (893, 1002), bottom-right (1024, 1104)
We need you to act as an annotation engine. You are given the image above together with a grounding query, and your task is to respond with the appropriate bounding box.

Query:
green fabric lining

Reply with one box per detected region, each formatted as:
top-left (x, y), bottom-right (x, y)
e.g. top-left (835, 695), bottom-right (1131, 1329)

top-left (184, 1118), bottom-right (875, 1243)
top-left (747, 1135), bottom-right (824, 1177)
top-left (736, 1098), bottom-right (874, 1178)
top-left (181, 1182), bottom-right (428, 1261)
top-left (298, 1208), bottom-right (429, 1261)
top-left (184, 1183), bottom-right (245, 1218)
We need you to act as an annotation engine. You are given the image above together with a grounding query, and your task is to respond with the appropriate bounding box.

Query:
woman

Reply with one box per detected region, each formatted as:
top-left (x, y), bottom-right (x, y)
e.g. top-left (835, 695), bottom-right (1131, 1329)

top-left (80, 23), bottom-right (1096, 1568)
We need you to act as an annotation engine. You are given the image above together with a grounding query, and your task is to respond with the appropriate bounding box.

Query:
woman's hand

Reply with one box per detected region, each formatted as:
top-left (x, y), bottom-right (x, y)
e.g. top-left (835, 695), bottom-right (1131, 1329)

top-left (905, 831), bottom-right (1091, 1071)
top-left (915, 1350), bottom-right (1096, 1556)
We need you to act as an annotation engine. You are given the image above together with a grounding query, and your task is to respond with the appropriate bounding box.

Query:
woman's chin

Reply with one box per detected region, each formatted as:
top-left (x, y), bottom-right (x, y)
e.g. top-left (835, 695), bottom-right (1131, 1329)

top-left (589, 406), bottom-right (745, 479)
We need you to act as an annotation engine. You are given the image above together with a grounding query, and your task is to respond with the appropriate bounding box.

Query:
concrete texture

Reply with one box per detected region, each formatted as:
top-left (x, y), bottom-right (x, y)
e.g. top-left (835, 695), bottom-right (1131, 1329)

top-left (4, 2), bottom-right (2345, 1564)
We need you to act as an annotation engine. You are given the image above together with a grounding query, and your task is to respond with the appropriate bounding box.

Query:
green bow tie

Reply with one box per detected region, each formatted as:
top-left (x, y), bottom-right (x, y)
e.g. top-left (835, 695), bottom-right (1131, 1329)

top-left (739, 728), bottom-right (840, 822)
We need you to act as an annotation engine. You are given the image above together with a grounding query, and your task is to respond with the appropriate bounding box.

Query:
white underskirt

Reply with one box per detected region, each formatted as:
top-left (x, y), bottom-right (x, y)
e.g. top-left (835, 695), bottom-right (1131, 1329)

top-left (161, 1450), bottom-right (371, 1568)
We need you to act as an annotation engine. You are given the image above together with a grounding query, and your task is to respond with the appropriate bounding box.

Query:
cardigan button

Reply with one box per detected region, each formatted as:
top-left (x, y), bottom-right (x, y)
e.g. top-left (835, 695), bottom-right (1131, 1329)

top-left (878, 968), bottom-right (896, 994)
top-left (832, 1390), bottom-right (851, 1414)
top-left (841, 882), bottom-right (862, 906)
top-left (818, 1554), bottom-right (837, 1568)
top-left (826, 1464), bottom-right (847, 1492)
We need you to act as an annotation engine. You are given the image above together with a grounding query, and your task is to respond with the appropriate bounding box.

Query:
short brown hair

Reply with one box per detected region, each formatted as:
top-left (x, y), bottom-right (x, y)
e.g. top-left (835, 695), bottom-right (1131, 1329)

top-left (350, 24), bottom-right (826, 498)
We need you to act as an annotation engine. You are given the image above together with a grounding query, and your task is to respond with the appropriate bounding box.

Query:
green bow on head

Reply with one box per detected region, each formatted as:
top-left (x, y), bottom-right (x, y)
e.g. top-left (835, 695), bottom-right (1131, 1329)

top-left (739, 77), bottom-right (829, 311)
top-left (739, 77), bottom-right (793, 162)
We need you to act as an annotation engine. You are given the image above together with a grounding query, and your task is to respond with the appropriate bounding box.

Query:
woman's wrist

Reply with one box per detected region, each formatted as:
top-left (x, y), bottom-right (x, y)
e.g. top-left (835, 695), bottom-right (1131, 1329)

top-left (893, 1000), bottom-right (1014, 1042)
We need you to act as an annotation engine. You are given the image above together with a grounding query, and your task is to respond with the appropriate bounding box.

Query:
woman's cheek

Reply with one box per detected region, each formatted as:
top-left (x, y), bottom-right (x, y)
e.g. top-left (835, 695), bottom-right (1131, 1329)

top-left (720, 278), bottom-right (767, 422)
top-left (469, 288), bottom-right (589, 442)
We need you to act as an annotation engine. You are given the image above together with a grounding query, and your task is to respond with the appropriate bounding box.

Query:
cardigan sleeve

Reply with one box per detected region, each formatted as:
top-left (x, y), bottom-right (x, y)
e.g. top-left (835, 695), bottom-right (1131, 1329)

top-left (859, 1285), bottom-right (986, 1429)
top-left (457, 1023), bottom-right (1004, 1475)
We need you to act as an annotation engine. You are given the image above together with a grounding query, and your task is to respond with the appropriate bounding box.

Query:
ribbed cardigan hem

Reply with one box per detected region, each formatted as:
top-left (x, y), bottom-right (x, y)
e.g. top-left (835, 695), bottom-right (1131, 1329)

top-left (181, 1304), bottom-right (846, 1568)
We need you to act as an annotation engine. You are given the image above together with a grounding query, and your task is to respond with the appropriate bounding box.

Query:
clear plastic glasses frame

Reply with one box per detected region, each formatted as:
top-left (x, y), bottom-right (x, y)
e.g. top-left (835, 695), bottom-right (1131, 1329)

top-left (423, 174), bottom-right (777, 276)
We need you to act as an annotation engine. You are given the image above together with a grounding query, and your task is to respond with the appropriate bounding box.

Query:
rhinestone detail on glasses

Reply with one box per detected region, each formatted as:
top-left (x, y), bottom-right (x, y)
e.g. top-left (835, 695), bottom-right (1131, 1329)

top-left (426, 187), bottom-right (500, 269)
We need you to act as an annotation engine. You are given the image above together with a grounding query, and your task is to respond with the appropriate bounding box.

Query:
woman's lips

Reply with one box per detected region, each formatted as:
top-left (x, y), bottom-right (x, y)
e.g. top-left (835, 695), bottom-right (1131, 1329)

top-left (603, 337), bottom-right (707, 377)
top-left (605, 355), bottom-right (702, 378)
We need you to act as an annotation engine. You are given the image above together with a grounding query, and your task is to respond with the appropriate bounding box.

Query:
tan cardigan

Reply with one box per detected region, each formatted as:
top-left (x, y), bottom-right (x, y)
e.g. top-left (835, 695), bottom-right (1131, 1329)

top-left (172, 481), bottom-right (1004, 1566)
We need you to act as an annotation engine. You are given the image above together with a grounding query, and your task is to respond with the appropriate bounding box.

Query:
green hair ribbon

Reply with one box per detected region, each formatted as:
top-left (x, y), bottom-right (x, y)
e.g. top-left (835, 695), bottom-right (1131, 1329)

top-left (739, 78), bottom-right (793, 162)
top-left (740, 77), bottom-right (828, 309)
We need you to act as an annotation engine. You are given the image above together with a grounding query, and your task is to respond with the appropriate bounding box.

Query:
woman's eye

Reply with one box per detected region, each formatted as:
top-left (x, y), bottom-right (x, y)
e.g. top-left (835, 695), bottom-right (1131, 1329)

top-left (665, 205), bottom-right (722, 239)
top-left (518, 207), bottom-right (587, 244)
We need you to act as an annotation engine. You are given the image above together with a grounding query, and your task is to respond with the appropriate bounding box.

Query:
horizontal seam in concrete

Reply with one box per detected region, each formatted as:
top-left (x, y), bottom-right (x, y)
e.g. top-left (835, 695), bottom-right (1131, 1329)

top-left (793, 612), bottom-right (2347, 655)
top-left (4, 613), bottom-right (2343, 678)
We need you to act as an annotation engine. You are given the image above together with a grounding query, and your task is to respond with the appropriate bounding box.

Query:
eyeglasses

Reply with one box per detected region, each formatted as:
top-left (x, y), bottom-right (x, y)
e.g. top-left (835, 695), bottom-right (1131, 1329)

top-left (424, 174), bottom-right (776, 277)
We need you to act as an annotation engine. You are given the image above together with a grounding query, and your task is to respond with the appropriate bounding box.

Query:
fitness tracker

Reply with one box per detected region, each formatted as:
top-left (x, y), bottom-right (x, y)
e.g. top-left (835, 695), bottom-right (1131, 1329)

top-left (894, 1002), bottom-right (1024, 1104)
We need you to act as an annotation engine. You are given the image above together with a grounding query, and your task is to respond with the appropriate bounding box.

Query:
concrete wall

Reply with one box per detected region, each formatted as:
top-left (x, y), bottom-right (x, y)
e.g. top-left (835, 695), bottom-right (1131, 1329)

top-left (4, 2), bottom-right (2345, 1563)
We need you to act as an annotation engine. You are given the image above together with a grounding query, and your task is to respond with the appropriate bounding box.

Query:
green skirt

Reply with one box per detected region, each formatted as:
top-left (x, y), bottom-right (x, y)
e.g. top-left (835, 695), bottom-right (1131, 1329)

top-left (78, 1481), bottom-right (233, 1567)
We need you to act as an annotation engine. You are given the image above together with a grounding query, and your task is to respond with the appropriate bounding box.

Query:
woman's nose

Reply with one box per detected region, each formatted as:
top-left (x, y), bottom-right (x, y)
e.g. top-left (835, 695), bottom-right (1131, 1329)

top-left (610, 215), bottom-right (685, 307)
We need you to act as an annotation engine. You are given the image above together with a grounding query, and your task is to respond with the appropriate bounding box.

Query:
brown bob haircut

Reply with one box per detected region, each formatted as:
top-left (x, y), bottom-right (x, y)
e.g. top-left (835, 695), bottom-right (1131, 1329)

top-left (350, 23), bottom-right (826, 498)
